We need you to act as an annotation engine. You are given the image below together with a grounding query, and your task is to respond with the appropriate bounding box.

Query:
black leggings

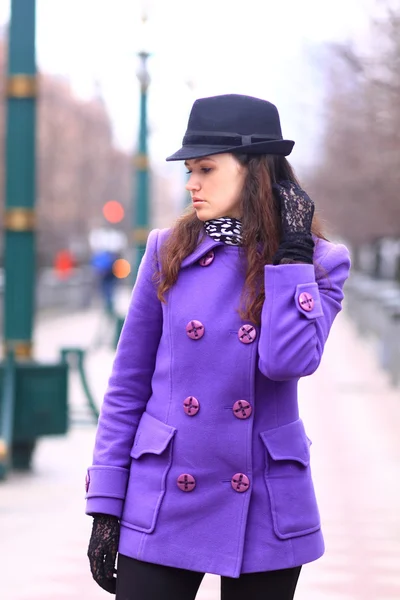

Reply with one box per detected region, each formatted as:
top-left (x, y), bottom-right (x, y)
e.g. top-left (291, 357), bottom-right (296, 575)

top-left (116, 554), bottom-right (301, 600)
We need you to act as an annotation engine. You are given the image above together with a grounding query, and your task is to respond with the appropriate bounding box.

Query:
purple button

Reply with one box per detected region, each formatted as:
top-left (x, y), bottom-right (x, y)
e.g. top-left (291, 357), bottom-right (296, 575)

top-left (186, 320), bottom-right (205, 340)
top-left (177, 474), bottom-right (196, 492)
top-left (183, 396), bottom-right (200, 416)
top-left (298, 292), bottom-right (314, 312)
top-left (233, 400), bottom-right (252, 420)
top-left (199, 251), bottom-right (215, 267)
top-left (85, 472), bottom-right (90, 493)
top-left (231, 473), bottom-right (250, 493)
top-left (238, 324), bottom-right (257, 344)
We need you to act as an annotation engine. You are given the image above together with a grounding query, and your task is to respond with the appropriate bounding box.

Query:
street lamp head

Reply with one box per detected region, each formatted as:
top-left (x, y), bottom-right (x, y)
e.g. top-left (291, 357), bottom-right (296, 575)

top-left (137, 10), bottom-right (151, 53)
top-left (137, 52), bottom-right (150, 89)
top-left (136, 10), bottom-right (151, 89)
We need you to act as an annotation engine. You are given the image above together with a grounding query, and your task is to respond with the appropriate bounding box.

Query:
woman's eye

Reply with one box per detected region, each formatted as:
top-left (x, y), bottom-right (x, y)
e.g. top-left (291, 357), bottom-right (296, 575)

top-left (185, 167), bottom-right (211, 175)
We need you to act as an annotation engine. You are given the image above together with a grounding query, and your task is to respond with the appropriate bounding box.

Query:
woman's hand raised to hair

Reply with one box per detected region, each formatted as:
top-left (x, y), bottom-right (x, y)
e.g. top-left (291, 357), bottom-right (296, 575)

top-left (272, 181), bottom-right (315, 237)
top-left (271, 181), bottom-right (315, 265)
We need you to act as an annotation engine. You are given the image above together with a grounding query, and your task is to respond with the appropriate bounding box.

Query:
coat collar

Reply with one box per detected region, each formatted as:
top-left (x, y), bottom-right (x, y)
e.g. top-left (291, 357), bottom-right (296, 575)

top-left (181, 234), bottom-right (224, 268)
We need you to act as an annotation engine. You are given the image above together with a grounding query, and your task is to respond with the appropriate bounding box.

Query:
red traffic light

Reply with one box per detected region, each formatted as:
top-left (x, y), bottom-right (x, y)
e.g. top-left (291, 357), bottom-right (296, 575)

top-left (103, 201), bottom-right (125, 224)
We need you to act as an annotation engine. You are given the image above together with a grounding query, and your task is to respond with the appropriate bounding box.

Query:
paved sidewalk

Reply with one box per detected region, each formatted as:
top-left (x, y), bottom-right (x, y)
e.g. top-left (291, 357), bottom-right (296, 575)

top-left (0, 302), bottom-right (399, 599)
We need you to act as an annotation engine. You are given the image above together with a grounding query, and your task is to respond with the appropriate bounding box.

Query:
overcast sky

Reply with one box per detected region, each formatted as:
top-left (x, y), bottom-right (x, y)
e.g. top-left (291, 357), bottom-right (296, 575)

top-left (0, 0), bottom-right (376, 176)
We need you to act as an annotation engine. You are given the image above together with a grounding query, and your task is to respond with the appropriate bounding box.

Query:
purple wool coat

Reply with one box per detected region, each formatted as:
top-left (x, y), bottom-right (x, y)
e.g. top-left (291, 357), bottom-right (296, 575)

top-left (85, 228), bottom-right (351, 578)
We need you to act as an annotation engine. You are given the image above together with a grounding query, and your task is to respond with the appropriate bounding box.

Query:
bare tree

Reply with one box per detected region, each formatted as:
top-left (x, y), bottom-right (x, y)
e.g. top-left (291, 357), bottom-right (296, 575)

top-left (306, 0), bottom-right (400, 263)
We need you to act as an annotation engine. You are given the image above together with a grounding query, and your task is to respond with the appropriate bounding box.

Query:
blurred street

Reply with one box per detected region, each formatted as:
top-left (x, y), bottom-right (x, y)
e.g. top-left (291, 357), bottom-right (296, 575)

top-left (0, 299), bottom-right (399, 600)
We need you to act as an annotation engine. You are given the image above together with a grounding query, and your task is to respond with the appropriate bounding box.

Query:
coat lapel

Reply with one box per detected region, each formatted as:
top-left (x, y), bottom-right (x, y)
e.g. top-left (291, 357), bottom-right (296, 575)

top-left (181, 234), bottom-right (224, 268)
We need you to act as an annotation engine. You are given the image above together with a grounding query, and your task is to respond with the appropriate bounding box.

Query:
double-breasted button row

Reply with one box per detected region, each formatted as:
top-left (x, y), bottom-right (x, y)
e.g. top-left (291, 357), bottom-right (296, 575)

top-left (183, 396), bottom-right (252, 419)
top-left (238, 324), bottom-right (257, 344)
top-left (177, 474), bottom-right (196, 492)
top-left (183, 396), bottom-right (200, 416)
top-left (186, 320), bottom-right (257, 344)
top-left (177, 473), bottom-right (250, 493)
top-left (232, 400), bottom-right (252, 419)
top-left (231, 473), bottom-right (250, 493)
top-left (186, 320), bottom-right (205, 340)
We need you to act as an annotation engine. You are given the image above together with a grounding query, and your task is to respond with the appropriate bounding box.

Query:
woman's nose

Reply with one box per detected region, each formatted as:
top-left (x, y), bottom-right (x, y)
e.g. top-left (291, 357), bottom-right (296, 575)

top-left (185, 174), bottom-right (201, 192)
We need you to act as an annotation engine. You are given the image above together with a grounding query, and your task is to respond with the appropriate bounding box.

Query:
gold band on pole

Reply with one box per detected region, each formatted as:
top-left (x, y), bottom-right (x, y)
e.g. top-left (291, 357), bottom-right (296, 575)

top-left (3, 340), bottom-right (33, 359)
top-left (132, 228), bottom-right (149, 245)
top-left (133, 153), bottom-right (149, 170)
top-left (0, 439), bottom-right (8, 461)
top-left (4, 208), bottom-right (36, 231)
top-left (6, 74), bottom-right (38, 98)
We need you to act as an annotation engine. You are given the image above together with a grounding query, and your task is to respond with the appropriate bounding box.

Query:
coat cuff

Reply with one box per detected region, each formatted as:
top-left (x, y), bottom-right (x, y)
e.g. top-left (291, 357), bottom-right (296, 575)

top-left (85, 466), bottom-right (129, 518)
top-left (85, 497), bottom-right (125, 518)
top-left (264, 264), bottom-right (323, 320)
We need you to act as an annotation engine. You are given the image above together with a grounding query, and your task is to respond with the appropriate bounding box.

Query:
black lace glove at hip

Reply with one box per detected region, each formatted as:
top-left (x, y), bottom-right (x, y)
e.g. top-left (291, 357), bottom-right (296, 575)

top-left (87, 514), bottom-right (120, 594)
top-left (272, 181), bottom-right (315, 265)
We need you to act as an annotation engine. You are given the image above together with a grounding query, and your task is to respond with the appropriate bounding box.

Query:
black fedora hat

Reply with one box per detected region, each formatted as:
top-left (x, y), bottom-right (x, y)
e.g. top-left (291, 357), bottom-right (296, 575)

top-left (166, 93), bottom-right (294, 161)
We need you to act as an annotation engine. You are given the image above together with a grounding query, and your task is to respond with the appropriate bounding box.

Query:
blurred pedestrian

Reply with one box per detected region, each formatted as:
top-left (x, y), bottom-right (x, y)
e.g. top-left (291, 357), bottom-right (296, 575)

top-left (85, 94), bottom-right (351, 599)
top-left (91, 249), bottom-right (118, 315)
top-left (53, 248), bottom-right (75, 280)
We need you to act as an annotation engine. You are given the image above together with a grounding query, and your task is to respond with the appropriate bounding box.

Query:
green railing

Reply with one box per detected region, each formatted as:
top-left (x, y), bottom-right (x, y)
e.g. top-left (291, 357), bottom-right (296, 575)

top-left (60, 348), bottom-right (99, 423)
top-left (0, 352), bottom-right (16, 479)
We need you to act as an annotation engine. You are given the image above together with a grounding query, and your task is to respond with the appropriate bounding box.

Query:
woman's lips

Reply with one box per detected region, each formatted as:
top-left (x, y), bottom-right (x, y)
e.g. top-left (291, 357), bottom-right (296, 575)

top-left (192, 197), bottom-right (204, 205)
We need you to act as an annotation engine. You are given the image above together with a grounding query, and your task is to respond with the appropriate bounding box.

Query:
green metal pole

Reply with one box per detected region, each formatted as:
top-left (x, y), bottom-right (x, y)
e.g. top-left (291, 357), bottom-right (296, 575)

top-left (132, 51), bottom-right (150, 277)
top-left (1, 1), bottom-right (69, 471)
top-left (3, 0), bottom-right (37, 360)
top-left (0, 352), bottom-right (16, 479)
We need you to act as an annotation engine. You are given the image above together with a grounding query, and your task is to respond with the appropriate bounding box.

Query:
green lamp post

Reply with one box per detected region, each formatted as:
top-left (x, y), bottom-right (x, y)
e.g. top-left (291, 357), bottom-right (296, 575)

top-left (114, 20), bottom-right (151, 345)
top-left (132, 44), bottom-right (150, 276)
top-left (3, 0), bottom-right (37, 360)
top-left (0, 0), bottom-right (68, 477)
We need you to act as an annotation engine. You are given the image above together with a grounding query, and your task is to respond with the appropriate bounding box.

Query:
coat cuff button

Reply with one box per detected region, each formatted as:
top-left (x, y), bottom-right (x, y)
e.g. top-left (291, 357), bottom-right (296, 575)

top-left (298, 291), bottom-right (314, 312)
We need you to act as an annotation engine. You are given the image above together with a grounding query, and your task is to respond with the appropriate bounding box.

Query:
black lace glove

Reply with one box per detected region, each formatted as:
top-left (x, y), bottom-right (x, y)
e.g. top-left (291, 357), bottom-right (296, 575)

top-left (87, 514), bottom-right (120, 594)
top-left (272, 181), bottom-right (315, 265)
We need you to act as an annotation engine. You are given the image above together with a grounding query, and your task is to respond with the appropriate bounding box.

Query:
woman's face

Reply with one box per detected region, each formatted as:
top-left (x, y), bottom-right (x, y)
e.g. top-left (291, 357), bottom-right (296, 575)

top-left (184, 153), bottom-right (247, 221)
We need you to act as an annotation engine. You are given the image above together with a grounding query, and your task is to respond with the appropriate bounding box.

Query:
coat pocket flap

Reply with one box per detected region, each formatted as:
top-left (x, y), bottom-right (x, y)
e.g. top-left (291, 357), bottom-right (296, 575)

top-left (260, 419), bottom-right (311, 466)
top-left (131, 412), bottom-right (176, 459)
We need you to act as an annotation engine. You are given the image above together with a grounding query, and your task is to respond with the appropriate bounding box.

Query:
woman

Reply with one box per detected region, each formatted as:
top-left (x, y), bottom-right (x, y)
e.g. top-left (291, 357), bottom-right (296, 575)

top-left (86, 94), bottom-right (351, 599)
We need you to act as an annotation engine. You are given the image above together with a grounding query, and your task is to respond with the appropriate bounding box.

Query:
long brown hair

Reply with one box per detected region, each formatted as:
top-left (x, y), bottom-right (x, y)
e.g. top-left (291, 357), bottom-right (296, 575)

top-left (157, 154), bottom-right (327, 324)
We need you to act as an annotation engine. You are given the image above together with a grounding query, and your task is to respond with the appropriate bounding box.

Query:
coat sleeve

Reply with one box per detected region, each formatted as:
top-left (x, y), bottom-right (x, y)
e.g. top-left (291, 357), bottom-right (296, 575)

top-left (85, 228), bottom-right (163, 517)
top-left (258, 242), bottom-right (351, 381)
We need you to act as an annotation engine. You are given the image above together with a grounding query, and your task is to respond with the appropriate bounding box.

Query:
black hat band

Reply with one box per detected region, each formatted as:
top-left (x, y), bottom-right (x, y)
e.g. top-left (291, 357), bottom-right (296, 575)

top-left (183, 130), bottom-right (282, 147)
